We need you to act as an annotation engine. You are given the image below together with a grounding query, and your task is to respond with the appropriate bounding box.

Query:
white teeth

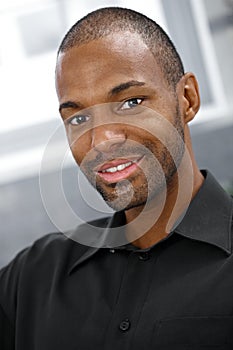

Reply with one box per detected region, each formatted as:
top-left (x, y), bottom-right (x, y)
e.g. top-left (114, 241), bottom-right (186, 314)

top-left (117, 164), bottom-right (126, 171)
top-left (101, 161), bottom-right (134, 173)
top-left (108, 167), bottom-right (117, 173)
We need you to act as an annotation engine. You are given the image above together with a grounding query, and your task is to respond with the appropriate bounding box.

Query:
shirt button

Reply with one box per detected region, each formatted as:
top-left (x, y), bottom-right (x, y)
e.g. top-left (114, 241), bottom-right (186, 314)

top-left (138, 252), bottom-right (150, 261)
top-left (119, 318), bottom-right (131, 332)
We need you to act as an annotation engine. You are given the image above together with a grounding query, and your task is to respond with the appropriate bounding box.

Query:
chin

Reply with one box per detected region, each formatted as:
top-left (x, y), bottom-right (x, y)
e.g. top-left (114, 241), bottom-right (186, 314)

top-left (97, 179), bottom-right (161, 212)
top-left (98, 180), bottom-right (139, 211)
top-left (106, 195), bottom-right (146, 212)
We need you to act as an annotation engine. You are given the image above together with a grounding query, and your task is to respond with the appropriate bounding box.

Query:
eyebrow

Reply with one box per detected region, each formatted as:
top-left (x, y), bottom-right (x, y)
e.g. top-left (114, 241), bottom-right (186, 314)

top-left (59, 80), bottom-right (146, 113)
top-left (59, 101), bottom-right (83, 113)
top-left (109, 80), bottom-right (145, 96)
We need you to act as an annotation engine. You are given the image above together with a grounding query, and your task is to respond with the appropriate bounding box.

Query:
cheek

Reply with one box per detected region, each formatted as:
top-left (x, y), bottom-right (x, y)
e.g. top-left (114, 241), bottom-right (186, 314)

top-left (69, 133), bottom-right (91, 165)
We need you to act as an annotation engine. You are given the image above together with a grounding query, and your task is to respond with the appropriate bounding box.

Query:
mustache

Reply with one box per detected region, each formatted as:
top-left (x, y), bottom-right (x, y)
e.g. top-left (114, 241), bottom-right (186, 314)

top-left (81, 144), bottom-right (154, 171)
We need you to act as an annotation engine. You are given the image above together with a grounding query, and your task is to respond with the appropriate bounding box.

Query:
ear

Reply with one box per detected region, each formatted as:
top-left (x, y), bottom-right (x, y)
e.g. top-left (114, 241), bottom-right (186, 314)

top-left (176, 72), bottom-right (200, 123)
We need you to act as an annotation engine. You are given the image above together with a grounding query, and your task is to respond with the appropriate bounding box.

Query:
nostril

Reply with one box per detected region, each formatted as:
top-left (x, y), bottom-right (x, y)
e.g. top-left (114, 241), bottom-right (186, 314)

top-left (93, 137), bottom-right (126, 153)
top-left (91, 128), bottom-right (126, 152)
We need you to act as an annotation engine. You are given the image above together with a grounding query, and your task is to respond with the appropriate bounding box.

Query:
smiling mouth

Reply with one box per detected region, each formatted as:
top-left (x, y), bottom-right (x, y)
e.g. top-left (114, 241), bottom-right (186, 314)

top-left (96, 156), bottom-right (144, 183)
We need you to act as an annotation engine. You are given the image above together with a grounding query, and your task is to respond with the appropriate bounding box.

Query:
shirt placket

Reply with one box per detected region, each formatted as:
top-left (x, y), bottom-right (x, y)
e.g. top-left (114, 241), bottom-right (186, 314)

top-left (103, 249), bottom-right (157, 350)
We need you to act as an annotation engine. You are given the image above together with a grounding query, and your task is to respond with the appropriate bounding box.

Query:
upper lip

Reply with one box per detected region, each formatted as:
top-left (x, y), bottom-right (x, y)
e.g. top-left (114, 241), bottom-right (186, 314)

top-left (94, 156), bottom-right (143, 172)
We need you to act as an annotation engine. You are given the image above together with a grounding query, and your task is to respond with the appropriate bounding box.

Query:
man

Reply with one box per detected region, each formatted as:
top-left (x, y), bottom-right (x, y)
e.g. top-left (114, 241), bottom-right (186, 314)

top-left (0, 7), bottom-right (233, 349)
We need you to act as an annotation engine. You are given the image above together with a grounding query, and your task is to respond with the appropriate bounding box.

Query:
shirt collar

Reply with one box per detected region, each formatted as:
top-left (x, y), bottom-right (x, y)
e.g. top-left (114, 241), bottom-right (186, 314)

top-left (174, 170), bottom-right (232, 255)
top-left (68, 170), bottom-right (233, 274)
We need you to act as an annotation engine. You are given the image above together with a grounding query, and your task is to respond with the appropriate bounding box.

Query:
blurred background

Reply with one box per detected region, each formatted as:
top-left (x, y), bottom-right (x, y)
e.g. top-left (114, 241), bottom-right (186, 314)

top-left (0, 0), bottom-right (233, 268)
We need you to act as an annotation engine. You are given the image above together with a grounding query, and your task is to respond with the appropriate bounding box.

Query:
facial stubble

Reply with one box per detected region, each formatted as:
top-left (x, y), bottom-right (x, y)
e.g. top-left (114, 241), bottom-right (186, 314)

top-left (80, 110), bottom-right (185, 212)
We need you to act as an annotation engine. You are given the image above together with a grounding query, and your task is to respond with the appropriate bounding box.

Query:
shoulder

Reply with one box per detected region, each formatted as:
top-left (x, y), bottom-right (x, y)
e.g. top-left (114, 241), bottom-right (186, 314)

top-left (0, 232), bottom-right (71, 277)
top-left (0, 233), bottom-right (67, 298)
top-left (0, 215), bottom-right (111, 276)
top-left (0, 216), bottom-right (111, 321)
top-left (0, 232), bottom-right (64, 323)
top-left (1, 215), bottom-right (110, 271)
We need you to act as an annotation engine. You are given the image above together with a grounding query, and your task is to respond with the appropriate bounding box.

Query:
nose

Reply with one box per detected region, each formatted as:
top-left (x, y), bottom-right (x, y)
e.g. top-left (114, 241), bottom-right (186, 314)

top-left (91, 125), bottom-right (126, 153)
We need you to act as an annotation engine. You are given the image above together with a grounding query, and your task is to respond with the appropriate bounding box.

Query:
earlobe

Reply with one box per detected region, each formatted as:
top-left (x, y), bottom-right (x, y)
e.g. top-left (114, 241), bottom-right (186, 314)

top-left (177, 72), bottom-right (201, 123)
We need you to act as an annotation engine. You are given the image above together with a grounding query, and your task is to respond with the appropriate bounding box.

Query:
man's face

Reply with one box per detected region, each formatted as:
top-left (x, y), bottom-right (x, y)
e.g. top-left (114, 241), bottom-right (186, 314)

top-left (55, 32), bottom-right (185, 211)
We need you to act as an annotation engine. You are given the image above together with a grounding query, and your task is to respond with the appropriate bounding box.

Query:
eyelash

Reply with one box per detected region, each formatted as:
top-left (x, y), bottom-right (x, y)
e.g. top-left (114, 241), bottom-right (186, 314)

top-left (120, 97), bottom-right (144, 110)
top-left (68, 114), bottom-right (90, 126)
top-left (66, 97), bottom-right (146, 126)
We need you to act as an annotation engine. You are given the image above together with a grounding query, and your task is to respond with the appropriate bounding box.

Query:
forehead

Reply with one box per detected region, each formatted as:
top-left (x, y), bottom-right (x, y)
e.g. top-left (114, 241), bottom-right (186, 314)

top-left (55, 32), bottom-right (166, 103)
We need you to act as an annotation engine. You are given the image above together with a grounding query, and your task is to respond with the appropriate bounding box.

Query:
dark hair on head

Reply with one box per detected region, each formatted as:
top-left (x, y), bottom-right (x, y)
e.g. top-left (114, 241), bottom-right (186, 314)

top-left (58, 7), bottom-right (184, 88)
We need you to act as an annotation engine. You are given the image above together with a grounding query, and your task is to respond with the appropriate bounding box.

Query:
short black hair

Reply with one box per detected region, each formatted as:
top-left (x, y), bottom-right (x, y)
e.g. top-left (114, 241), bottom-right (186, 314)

top-left (58, 7), bottom-right (184, 88)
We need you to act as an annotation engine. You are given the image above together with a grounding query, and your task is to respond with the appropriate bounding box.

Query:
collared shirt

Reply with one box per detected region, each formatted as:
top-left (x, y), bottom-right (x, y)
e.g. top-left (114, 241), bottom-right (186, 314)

top-left (0, 171), bottom-right (233, 349)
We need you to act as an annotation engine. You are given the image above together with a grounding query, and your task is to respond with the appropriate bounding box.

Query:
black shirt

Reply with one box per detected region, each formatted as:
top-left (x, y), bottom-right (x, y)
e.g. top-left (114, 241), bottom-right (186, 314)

top-left (0, 171), bottom-right (233, 349)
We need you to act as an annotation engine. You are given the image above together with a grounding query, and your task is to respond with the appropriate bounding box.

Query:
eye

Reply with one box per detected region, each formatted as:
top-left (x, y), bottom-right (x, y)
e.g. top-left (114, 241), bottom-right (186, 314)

top-left (121, 98), bottom-right (144, 110)
top-left (68, 114), bottom-right (90, 126)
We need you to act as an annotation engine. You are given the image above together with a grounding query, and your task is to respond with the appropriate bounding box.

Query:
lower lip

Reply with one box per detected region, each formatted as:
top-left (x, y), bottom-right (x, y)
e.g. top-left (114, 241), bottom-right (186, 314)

top-left (97, 159), bottom-right (143, 183)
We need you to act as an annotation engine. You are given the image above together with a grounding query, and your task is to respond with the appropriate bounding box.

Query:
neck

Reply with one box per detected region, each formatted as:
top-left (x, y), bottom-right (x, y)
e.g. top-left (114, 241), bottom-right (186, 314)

top-left (124, 148), bottom-right (204, 249)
